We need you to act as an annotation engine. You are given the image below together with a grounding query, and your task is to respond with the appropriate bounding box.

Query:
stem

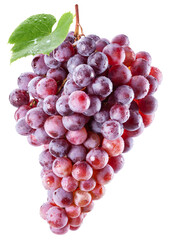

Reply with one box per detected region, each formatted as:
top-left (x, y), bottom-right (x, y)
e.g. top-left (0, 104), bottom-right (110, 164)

top-left (74, 4), bottom-right (80, 39)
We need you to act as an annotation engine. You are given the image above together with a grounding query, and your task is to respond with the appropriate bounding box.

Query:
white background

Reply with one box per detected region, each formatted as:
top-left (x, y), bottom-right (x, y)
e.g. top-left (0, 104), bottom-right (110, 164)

top-left (1, 0), bottom-right (170, 239)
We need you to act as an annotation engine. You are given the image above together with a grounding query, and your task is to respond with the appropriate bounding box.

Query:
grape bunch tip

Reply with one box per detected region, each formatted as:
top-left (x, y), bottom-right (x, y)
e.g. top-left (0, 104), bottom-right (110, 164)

top-left (9, 4), bottom-right (162, 235)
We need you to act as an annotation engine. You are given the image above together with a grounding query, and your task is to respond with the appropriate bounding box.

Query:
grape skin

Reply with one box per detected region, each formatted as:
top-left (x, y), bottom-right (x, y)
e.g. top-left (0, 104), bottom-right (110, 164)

top-left (9, 89), bottom-right (30, 107)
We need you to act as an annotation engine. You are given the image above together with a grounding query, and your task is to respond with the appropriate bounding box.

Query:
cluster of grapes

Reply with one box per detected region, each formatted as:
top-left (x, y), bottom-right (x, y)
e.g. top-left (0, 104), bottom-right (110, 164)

top-left (9, 31), bottom-right (162, 235)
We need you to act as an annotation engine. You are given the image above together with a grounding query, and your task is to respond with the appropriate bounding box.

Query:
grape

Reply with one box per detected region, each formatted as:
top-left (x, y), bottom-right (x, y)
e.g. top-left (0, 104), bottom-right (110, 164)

top-left (61, 176), bottom-right (78, 192)
top-left (123, 110), bottom-right (143, 131)
top-left (31, 54), bottom-right (49, 75)
top-left (102, 137), bottom-right (124, 157)
top-left (26, 107), bottom-right (47, 129)
top-left (146, 75), bottom-right (158, 95)
top-left (64, 33), bottom-right (75, 43)
top-left (46, 67), bottom-right (67, 83)
top-left (86, 147), bottom-right (109, 169)
top-left (14, 105), bottom-right (31, 121)
top-left (83, 95), bottom-right (101, 116)
top-left (44, 115), bottom-right (66, 138)
top-left (39, 149), bottom-right (55, 169)
top-left (129, 75), bottom-right (150, 99)
top-left (43, 95), bottom-right (59, 116)
top-left (68, 91), bottom-right (90, 113)
top-left (67, 54), bottom-right (86, 73)
top-left (150, 66), bottom-right (163, 84)
top-left (136, 51), bottom-right (152, 65)
top-left (79, 178), bottom-right (96, 191)
top-left (40, 202), bottom-right (53, 220)
top-left (90, 184), bottom-right (105, 200)
top-left (74, 190), bottom-right (92, 207)
top-left (122, 136), bottom-right (133, 153)
top-left (50, 224), bottom-right (70, 235)
top-left (90, 120), bottom-right (102, 133)
top-left (96, 38), bottom-right (110, 52)
top-left (17, 72), bottom-right (37, 91)
top-left (36, 77), bottom-right (58, 99)
top-left (82, 201), bottom-right (94, 213)
top-left (66, 127), bottom-right (87, 145)
top-left (62, 113), bottom-right (88, 131)
top-left (73, 64), bottom-right (95, 87)
top-left (47, 190), bottom-right (55, 205)
top-left (52, 157), bottom-right (72, 178)
top-left (111, 34), bottom-right (129, 46)
top-left (124, 122), bottom-right (144, 137)
top-left (27, 133), bottom-right (41, 146)
top-left (46, 206), bottom-right (68, 228)
top-left (68, 145), bottom-right (87, 163)
top-left (42, 171), bottom-right (61, 190)
top-left (130, 58), bottom-right (151, 77)
top-left (111, 84), bottom-right (134, 106)
top-left (49, 138), bottom-right (71, 158)
top-left (87, 52), bottom-right (108, 74)
top-left (138, 95), bottom-right (158, 114)
top-left (72, 161), bottom-right (93, 181)
top-left (15, 117), bottom-right (34, 136)
top-left (130, 101), bottom-right (139, 112)
top-left (76, 37), bottom-right (96, 56)
top-left (83, 132), bottom-right (101, 149)
top-left (101, 119), bottom-right (122, 140)
top-left (140, 112), bottom-right (155, 127)
top-left (53, 188), bottom-right (73, 207)
top-left (110, 103), bottom-right (130, 123)
top-left (91, 76), bottom-right (113, 98)
top-left (44, 52), bottom-right (61, 69)
top-left (56, 95), bottom-right (73, 116)
top-left (65, 204), bottom-right (81, 218)
top-left (108, 155), bottom-right (125, 173)
top-left (94, 107), bottom-right (110, 123)
top-left (123, 46), bottom-right (136, 67)
top-left (64, 76), bottom-right (81, 95)
top-left (108, 64), bottom-right (132, 86)
top-left (95, 164), bottom-right (114, 185)
top-left (9, 89), bottom-right (30, 107)
top-left (87, 34), bottom-right (100, 42)
top-left (53, 41), bottom-right (75, 62)
top-left (28, 76), bottom-right (42, 98)
top-left (103, 43), bottom-right (125, 65)
top-left (69, 213), bottom-right (85, 227)
top-left (34, 127), bottom-right (52, 144)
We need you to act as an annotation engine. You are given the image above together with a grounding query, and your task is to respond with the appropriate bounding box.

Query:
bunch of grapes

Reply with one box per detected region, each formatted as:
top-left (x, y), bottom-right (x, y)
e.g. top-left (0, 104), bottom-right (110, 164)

top-left (9, 31), bottom-right (162, 234)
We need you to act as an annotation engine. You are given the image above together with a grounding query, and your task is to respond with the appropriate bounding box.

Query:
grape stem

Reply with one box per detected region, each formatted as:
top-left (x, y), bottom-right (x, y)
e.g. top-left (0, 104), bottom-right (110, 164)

top-left (74, 4), bottom-right (84, 40)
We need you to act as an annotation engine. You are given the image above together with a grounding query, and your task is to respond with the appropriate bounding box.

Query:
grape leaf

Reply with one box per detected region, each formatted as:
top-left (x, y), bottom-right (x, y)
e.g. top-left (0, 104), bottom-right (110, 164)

top-left (9, 12), bottom-right (74, 63)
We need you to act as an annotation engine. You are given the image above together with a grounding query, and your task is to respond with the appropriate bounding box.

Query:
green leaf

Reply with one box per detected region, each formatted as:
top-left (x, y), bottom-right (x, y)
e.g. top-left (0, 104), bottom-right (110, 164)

top-left (9, 12), bottom-right (74, 63)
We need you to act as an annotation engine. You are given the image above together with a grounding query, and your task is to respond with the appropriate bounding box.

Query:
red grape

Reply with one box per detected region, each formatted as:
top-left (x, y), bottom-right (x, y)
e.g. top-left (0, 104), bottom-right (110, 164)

top-left (52, 157), bottom-right (72, 178)
top-left (86, 147), bottom-right (109, 169)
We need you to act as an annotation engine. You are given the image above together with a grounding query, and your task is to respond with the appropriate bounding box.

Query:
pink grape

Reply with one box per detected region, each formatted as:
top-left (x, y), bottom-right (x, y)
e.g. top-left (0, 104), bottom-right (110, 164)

top-left (83, 132), bottom-right (101, 149)
top-left (138, 95), bottom-right (158, 114)
top-left (15, 117), bottom-right (34, 136)
top-left (27, 133), bottom-right (42, 146)
top-left (96, 38), bottom-right (110, 52)
top-left (36, 77), bottom-right (58, 99)
top-left (108, 155), bottom-right (125, 173)
top-left (113, 85), bottom-right (134, 105)
top-left (39, 149), bottom-right (55, 169)
top-left (123, 46), bottom-right (136, 67)
top-left (108, 64), bottom-right (132, 86)
top-left (44, 52), bottom-right (61, 69)
top-left (90, 184), bottom-right (105, 200)
top-left (46, 206), bottom-right (68, 228)
top-left (83, 95), bottom-right (101, 116)
top-left (123, 110), bottom-right (143, 131)
top-left (43, 95), bottom-right (59, 115)
top-left (49, 138), bottom-right (71, 158)
top-left (69, 213), bottom-right (85, 227)
top-left (86, 147), bottom-right (109, 169)
top-left (61, 176), bottom-right (78, 192)
top-left (79, 178), bottom-right (96, 191)
top-left (69, 91), bottom-right (90, 113)
top-left (67, 54), bottom-right (86, 73)
top-left (62, 113), bottom-right (88, 131)
top-left (147, 75), bottom-right (158, 95)
top-left (103, 43), bottom-right (125, 65)
top-left (44, 115), bottom-right (66, 138)
top-left (17, 72), bottom-right (37, 91)
top-left (102, 137), bottom-right (125, 157)
top-left (42, 171), bottom-right (61, 190)
top-left (53, 41), bottom-right (75, 62)
top-left (130, 58), bottom-right (151, 77)
top-left (74, 190), bottom-right (92, 207)
top-left (136, 51), bottom-right (152, 65)
top-left (101, 119), bottom-right (122, 140)
top-left (47, 67), bottom-right (67, 82)
top-left (26, 107), bottom-right (47, 129)
top-left (87, 52), bottom-right (108, 74)
top-left (14, 105), bottom-right (31, 121)
top-left (9, 89), bottom-right (30, 107)
top-left (31, 54), bottom-right (49, 75)
top-left (91, 76), bottom-right (113, 98)
top-left (73, 64), bottom-right (95, 87)
top-left (68, 145), bottom-right (87, 163)
top-left (34, 127), bottom-right (52, 144)
top-left (111, 34), bottom-right (129, 46)
top-left (40, 202), bottom-right (53, 220)
top-left (129, 75), bottom-right (150, 99)
top-left (53, 188), bottom-right (73, 207)
top-left (72, 161), bottom-right (93, 181)
top-left (28, 76), bottom-right (42, 98)
top-left (56, 95), bottom-right (73, 116)
top-left (66, 127), bottom-right (88, 145)
top-left (52, 157), bottom-right (72, 178)
top-left (110, 103), bottom-right (130, 123)
top-left (65, 204), bottom-right (81, 218)
top-left (95, 164), bottom-right (114, 185)
top-left (76, 37), bottom-right (96, 57)
top-left (81, 201), bottom-right (94, 213)
top-left (150, 66), bottom-right (163, 84)
top-left (50, 224), bottom-right (70, 235)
